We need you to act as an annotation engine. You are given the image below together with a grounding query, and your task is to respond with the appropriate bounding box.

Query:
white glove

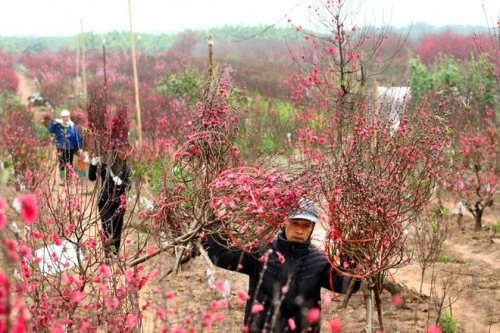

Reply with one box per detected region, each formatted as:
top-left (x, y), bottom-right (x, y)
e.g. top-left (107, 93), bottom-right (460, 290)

top-left (91, 156), bottom-right (101, 166)
top-left (55, 119), bottom-right (63, 124)
top-left (112, 176), bottom-right (123, 186)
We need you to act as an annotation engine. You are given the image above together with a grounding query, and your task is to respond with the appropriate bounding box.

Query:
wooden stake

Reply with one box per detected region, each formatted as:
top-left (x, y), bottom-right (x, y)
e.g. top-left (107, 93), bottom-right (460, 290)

top-left (80, 20), bottom-right (87, 98)
top-left (128, 0), bottom-right (143, 145)
top-left (208, 34), bottom-right (214, 78)
top-left (75, 37), bottom-right (80, 96)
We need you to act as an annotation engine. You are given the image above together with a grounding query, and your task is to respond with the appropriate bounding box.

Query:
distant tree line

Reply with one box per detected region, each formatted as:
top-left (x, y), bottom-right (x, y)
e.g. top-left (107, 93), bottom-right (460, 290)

top-left (0, 23), bottom-right (490, 54)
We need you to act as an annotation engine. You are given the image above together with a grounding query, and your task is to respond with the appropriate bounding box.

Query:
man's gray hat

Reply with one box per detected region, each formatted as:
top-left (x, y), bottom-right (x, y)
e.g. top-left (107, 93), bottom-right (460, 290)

top-left (289, 198), bottom-right (318, 223)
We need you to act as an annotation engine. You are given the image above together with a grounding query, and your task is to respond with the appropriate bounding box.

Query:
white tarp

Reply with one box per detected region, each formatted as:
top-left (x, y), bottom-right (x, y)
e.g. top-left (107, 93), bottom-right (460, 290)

top-left (34, 238), bottom-right (83, 276)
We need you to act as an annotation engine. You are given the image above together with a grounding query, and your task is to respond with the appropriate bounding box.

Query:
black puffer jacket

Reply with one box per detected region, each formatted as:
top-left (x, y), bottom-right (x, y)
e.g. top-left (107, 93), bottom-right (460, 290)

top-left (88, 162), bottom-right (132, 208)
top-left (207, 228), bottom-right (359, 333)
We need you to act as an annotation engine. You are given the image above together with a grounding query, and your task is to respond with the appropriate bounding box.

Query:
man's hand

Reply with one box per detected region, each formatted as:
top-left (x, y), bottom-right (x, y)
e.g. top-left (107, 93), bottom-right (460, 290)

top-left (91, 156), bottom-right (101, 166)
top-left (112, 176), bottom-right (123, 186)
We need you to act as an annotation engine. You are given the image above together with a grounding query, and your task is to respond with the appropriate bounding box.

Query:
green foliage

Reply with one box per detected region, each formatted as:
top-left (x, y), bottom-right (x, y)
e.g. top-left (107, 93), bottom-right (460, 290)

top-left (467, 57), bottom-right (497, 112)
top-left (491, 222), bottom-right (500, 234)
top-left (432, 56), bottom-right (465, 92)
top-left (236, 98), bottom-right (296, 159)
top-left (155, 65), bottom-right (204, 105)
top-left (438, 311), bottom-right (457, 333)
top-left (436, 251), bottom-right (452, 264)
top-left (0, 25), bottom-right (303, 53)
top-left (408, 55), bottom-right (433, 104)
top-left (0, 92), bottom-right (22, 119)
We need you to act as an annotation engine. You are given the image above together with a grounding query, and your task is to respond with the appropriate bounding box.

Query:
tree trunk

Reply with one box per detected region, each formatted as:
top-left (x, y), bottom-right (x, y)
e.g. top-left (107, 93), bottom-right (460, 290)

top-left (474, 209), bottom-right (483, 232)
top-left (374, 285), bottom-right (385, 332)
top-left (341, 277), bottom-right (358, 309)
top-left (415, 268), bottom-right (426, 323)
top-left (362, 282), bottom-right (374, 332)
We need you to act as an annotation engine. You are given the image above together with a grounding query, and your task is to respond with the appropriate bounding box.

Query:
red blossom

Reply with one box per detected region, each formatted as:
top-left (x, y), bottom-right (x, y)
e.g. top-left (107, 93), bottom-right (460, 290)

top-left (17, 194), bottom-right (38, 225)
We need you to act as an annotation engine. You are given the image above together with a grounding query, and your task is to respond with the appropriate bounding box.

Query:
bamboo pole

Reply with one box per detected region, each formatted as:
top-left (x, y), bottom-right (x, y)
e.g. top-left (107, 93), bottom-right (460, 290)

top-left (102, 40), bottom-right (107, 106)
top-left (208, 34), bottom-right (214, 78)
top-left (128, 0), bottom-right (143, 145)
top-left (80, 20), bottom-right (87, 98)
top-left (75, 37), bottom-right (80, 96)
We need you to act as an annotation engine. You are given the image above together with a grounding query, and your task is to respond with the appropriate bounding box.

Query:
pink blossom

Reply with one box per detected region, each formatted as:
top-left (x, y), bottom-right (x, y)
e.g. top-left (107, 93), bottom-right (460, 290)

top-left (427, 325), bottom-right (442, 333)
top-left (18, 244), bottom-right (32, 260)
top-left (251, 304), bottom-right (264, 314)
top-left (288, 318), bottom-right (296, 330)
top-left (236, 289), bottom-right (249, 305)
top-left (392, 295), bottom-right (403, 307)
top-left (147, 246), bottom-right (156, 255)
top-left (172, 325), bottom-right (185, 333)
top-left (50, 324), bottom-right (65, 333)
top-left (0, 212), bottom-right (6, 230)
top-left (214, 312), bottom-right (226, 322)
top-left (52, 233), bottom-right (62, 246)
top-left (17, 194), bottom-right (38, 225)
top-left (105, 297), bottom-right (120, 310)
top-left (307, 308), bottom-right (321, 323)
top-left (164, 291), bottom-right (176, 299)
top-left (0, 198), bottom-right (6, 230)
top-left (323, 292), bottom-right (332, 308)
top-left (276, 251), bottom-right (286, 264)
top-left (329, 318), bottom-right (343, 332)
top-left (125, 314), bottom-right (139, 327)
top-left (98, 264), bottom-right (112, 278)
top-left (216, 280), bottom-right (227, 294)
top-left (125, 268), bottom-right (136, 285)
top-left (183, 315), bottom-right (193, 325)
top-left (72, 291), bottom-right (84, 303)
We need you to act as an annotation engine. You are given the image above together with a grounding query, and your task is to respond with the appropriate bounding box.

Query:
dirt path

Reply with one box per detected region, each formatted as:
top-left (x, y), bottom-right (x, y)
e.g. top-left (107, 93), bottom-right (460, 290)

top-left (16, 71), bottom-right (36, 102)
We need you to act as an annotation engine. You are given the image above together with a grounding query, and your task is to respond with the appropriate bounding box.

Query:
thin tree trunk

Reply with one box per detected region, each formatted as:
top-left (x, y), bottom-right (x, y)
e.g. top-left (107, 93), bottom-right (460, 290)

top-left (362, 282), bottom-right (374, 332)
top-left (341, 277), bottom-right (357, 309)
top-left (374, 285), bottom-right (384, 332)
top-left (415, 268), bottom-right (426, 323)
top-left (474, 209), bottom-right (483, 232)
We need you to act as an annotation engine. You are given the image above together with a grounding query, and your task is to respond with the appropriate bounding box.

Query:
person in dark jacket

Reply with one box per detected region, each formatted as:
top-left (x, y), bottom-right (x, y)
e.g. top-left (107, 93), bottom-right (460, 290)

top-left (88, 139), bottom-right (133, 257)
top-left (206, 198), bottom-right (360, 333)
top-left (48, 109), bottom-right (83, 183)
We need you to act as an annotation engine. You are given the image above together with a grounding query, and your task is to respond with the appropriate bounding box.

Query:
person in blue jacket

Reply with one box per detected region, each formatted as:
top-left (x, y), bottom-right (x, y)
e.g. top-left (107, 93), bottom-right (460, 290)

top-left (48, 109), bottom-right (83, 183)
top-left (206, 198), bottom-right (361, 333)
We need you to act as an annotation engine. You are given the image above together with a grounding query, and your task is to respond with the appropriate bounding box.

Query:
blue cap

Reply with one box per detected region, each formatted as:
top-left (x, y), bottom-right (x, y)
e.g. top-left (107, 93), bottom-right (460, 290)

top-left (289, 198), bottom-right (318, 223)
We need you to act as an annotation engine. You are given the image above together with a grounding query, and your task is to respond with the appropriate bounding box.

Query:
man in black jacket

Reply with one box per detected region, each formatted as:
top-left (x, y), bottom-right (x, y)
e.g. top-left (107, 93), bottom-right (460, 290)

top-left (206, 198), bottom-right (360, 333)
top-left (89, 139), bottom-right (133, 257)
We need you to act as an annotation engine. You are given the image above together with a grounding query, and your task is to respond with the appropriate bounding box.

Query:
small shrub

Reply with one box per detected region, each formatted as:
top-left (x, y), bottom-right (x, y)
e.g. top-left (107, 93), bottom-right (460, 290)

top-left (439, 311), bottom-right (457, 333)
top-left (491, 221), bottom-right (500, 234)
top-left (437, 251), bottom-right (452, 264)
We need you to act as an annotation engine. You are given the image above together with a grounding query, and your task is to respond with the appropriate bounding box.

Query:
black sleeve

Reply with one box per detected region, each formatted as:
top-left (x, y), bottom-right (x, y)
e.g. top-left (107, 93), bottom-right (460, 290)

top-left (89, 163), bottom-right (107, 182)
top-left (88, 164), bottom-right (98, 181)
top-left (321, 265), bottom-right (361, 294)
top-left (205, 223), bottom-right (256, 275)
top-left (121, 165), bottom-right (133, 190)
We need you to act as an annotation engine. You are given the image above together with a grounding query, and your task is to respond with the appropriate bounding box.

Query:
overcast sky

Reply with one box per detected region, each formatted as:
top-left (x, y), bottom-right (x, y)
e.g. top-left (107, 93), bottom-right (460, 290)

top-left (0, 0), bottom-right (499, 37)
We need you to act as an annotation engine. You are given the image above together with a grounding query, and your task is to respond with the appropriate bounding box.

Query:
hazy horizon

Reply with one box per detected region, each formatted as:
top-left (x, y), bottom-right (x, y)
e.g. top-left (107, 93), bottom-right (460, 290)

top-left (0, 0), bottom-right (498, 37)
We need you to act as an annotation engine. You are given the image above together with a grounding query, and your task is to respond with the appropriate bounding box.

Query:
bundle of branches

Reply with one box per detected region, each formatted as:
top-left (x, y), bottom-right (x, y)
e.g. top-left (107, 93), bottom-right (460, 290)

top-left (208, 164), bottom-right (309, 250)
top-left (310, 108), bottom-right (452, 330)
top-left (85, 86), bottom-right (131, 164)
top-left (140, 74), bottom-right (244, 266)
top-left (85, 86), bottom-right (110, 156)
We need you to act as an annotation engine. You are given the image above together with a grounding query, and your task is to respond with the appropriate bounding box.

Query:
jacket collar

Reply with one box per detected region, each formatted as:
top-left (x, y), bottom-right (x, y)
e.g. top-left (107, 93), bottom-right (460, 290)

top-left (275, 231), bottom-right (311, 257)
